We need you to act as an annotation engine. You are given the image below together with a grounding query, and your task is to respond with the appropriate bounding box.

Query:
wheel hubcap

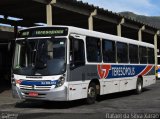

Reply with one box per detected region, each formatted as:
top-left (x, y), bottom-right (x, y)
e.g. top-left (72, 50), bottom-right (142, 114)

top-left (138, 83), bottom-right (142, 91)
top-left (88, 87), bottom-right (95, 98)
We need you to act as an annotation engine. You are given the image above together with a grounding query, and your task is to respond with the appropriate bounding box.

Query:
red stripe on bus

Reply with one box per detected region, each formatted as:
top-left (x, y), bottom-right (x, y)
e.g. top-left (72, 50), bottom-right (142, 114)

top-left (140, 65), bottom-right (153, 76)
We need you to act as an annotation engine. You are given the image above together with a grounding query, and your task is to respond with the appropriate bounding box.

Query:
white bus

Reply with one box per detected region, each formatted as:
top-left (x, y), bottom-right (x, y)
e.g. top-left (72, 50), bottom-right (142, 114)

top-left (12, 26), bottom-right (156, 104)
top-left (156, 55), bottom-right (160, 79)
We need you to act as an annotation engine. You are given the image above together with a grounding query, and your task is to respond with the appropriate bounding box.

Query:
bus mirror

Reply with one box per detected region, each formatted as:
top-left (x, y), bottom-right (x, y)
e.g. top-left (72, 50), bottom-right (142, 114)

top-left (70, 63), bottom-right (75, 70)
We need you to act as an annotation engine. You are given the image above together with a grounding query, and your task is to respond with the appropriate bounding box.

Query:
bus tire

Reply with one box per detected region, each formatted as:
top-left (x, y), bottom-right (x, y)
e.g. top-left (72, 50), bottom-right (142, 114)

top-left (135, 78), bottom-right (143, 94)
top-left (86, 82), bottom-right (97, 104)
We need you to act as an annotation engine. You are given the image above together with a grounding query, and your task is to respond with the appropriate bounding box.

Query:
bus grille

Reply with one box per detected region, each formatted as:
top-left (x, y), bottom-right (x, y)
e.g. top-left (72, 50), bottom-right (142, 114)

top-left (19, 85), bottom-right (51, 91)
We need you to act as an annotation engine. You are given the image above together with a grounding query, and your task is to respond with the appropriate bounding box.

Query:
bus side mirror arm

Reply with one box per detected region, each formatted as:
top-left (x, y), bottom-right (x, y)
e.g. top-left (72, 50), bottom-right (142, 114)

top-left (70, 63), bottom-right (75, 70)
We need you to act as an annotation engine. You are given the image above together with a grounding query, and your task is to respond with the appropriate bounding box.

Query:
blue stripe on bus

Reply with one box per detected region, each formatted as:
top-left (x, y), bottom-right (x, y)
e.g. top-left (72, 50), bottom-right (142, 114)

top-left (20, 80), bottom-right (58, 86)
top-left (97, 65), bottom-right (154, 79)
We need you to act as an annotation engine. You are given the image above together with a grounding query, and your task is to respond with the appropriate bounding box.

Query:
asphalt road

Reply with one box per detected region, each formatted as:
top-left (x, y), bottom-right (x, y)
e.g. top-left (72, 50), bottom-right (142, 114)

top-left (0, 80), bottom-right (160, 119)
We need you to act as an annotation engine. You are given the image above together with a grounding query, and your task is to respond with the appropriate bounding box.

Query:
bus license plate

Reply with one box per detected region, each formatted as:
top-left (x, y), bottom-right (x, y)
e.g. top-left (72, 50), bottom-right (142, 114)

top-left (28, 92), bottom-right (38, 97)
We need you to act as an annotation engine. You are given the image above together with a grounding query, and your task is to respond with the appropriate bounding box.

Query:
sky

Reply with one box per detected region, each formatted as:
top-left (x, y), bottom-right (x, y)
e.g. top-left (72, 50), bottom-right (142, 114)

top-left (80, 0), bottom-right (160, 16)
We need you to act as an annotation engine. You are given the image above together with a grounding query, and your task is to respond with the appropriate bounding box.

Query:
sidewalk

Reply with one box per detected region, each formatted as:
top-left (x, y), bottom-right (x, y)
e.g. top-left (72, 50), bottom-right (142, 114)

top-left (0, 81), bottom-right (21, 107)
top-left (0, 89), bottom-right (19, 106)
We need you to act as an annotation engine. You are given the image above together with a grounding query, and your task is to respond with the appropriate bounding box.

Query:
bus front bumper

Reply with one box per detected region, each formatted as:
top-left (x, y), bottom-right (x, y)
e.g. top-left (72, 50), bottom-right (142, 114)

top-left (12, 85), bottom-right (68, 101)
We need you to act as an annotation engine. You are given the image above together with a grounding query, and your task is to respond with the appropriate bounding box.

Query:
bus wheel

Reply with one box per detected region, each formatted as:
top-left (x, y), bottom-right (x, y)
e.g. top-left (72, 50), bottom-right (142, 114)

top-left (86, 83), bottom-right (97, 104)
top-left (135, 79), bottom-right (143, 94)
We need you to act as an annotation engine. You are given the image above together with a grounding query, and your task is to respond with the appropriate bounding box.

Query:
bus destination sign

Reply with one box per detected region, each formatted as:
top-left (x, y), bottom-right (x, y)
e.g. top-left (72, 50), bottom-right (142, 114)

top-left (18, 27), bottom-right (68, 38)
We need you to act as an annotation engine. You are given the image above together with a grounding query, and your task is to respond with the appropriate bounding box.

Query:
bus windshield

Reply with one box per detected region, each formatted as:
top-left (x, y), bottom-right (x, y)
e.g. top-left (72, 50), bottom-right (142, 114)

top-left (13, 38), bottom-right (66, 76)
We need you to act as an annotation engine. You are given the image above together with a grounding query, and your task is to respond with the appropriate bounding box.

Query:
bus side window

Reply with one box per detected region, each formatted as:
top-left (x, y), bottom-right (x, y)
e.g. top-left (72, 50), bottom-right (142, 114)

top-left (70, 38), bottom-right (85, 69)
top-left (139, 46), bottom-right (147, 64)
top-left (117, 42), bottom-right (128, 63)
top-left (102, 39), bottom-right (116, 63)
top-left (148, 48), bottom-right (155, 64)
top-left (129, 44), bottom-right (139, 64)
top-left (86, 37), bottom-right (102, 62)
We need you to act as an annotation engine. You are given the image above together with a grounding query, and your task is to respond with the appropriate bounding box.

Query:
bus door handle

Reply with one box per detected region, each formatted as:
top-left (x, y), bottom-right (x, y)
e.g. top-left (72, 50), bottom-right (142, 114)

top-left (70, 88), bottom-right (76, 91)
top-left (114, 83), bottom-right (118, 85)
top-left (125, 82), bottom-right (128, 85)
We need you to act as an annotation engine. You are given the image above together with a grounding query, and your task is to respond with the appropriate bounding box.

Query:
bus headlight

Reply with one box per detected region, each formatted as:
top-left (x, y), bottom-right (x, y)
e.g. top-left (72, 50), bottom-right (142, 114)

top-left (12, 78), bottom-right (22, 86)
top-left (55, 76), bottom-right (65, 88)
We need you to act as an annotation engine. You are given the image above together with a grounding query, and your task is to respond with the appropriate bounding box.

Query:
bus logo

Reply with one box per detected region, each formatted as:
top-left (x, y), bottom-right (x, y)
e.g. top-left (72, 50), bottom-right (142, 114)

top-left (97, 64), bottom-right (111, 79)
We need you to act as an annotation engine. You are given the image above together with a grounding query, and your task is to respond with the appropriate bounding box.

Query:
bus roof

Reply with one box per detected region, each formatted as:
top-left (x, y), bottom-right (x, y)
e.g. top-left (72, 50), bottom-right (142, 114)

top-left (20, 25), bottom-right (155, 48)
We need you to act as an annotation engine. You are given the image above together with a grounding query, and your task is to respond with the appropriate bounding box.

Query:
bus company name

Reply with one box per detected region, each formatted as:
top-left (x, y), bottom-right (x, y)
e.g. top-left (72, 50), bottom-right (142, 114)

top-left (112, 66), bottom-right (135, 77)
top-left (97, 64), bottom-right (136, 79)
